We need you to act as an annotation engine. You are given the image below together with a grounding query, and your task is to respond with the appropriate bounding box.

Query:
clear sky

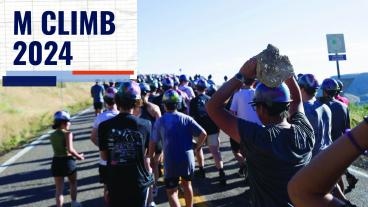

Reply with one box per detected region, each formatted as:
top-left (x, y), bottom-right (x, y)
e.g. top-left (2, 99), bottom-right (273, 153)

top-left (137, 0), bottom-right (368, 83)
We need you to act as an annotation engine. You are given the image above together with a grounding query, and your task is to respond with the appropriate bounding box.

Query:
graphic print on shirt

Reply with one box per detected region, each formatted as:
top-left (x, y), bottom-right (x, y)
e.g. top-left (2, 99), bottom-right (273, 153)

top-left (107, 128), bottom-right (143, 166)
top-left (196, 98), bottom-right (208, 118)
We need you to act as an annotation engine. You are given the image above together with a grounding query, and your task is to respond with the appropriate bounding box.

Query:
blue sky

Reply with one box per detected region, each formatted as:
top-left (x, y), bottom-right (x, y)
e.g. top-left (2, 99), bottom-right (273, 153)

top-left (137, 0), bottom-right (368, 83)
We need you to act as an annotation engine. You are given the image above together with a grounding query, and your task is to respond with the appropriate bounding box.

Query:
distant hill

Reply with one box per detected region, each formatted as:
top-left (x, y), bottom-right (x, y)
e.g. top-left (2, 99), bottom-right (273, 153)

top-left (332, 73), bottom-right (368, 104)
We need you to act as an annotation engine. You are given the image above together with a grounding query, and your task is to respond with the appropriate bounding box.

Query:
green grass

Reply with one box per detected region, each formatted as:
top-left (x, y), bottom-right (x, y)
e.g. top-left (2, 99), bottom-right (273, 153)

top-left (0, 99), bottom-right (90, 155)
top-left (0, 83), bottom-right (92, 155)
top-left (349, 104), bottom-right (368, 128)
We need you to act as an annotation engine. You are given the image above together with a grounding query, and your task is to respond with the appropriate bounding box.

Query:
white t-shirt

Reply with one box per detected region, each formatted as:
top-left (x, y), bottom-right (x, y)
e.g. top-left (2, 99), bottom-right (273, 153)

top-left (230, 88), bottom-right (262, 125)
top-left (179, 84), bottom-right (195, 100)
top-left (93, 109), bottom-right (120, 129)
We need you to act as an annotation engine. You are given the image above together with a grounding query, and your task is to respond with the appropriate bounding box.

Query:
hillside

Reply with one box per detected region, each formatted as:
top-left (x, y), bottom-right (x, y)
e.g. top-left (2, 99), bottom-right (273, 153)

top-left (0, 83), bottom-right (93, 153)
top-left (333, 73), bottom-right (368, 104)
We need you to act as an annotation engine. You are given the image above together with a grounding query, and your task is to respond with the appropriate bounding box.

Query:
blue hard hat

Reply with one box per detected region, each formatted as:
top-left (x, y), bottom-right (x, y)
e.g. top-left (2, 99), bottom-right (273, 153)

top-left (196, 78), bottom-right (208, 89)
top-left (163, 89), bottom-right (182, 103)
top-left (250, 83), bottom-right (292, 105)
top-left (298, 74), bottom-right (319, 89)
top-left (179, 74), bottom-right (188, 82)
top-left (162, 78), bottom-right (174, 89)
top-left (321, 78), bottom-right (339, 91)
top-left (173, 76), bottom-right (180, 86)
top-left (139, 82), bottom-right (151, 94)
top-left (117, 80), bottom-right (141, 100)
top-left (54, 111), bottom-right (71, 121)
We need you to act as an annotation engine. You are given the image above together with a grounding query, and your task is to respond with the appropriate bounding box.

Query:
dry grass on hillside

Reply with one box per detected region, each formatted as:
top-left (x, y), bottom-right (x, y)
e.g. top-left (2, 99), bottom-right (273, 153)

top-left (0, 83), bottom-right (93, 152)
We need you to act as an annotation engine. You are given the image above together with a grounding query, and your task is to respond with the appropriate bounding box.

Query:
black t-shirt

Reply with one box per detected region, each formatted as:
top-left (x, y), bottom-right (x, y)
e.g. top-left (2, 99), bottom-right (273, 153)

top-left (189, 94), bottom-right (219, 135)
top-left (98, 113), bottom-right (153, 188)
top-left (238, 112), bottom-right (314, 207)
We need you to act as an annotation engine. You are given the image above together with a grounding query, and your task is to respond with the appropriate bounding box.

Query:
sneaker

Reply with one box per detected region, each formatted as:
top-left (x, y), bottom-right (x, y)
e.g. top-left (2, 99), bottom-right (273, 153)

top-left (195, 168), bottom-right (205, 178)
top-left (71, 201), bottom-right (82, 207)
top-left (147, 201), bottom-right (156, 207)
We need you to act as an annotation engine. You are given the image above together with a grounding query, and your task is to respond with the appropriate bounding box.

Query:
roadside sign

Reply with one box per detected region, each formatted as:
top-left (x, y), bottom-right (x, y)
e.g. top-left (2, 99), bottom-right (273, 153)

top-left (329, 54), bottom-right (347, 61)
top-left (326, 34), bottom-right (346, 54)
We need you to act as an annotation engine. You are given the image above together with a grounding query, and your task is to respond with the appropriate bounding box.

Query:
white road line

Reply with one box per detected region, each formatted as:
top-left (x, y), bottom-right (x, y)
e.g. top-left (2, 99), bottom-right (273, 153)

top-left (349, 166), bottom-right (368, 179)
top-left (0, 108), bottom-right (91, 175)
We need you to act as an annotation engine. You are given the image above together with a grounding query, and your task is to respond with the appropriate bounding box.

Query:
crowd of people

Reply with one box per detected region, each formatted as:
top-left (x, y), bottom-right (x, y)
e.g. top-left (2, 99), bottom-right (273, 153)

top-left (48, 57), bottom-right (368, 207)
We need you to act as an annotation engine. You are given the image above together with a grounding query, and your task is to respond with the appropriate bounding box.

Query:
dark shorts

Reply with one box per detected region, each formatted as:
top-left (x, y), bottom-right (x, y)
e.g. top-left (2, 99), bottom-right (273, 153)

top-left (98, 164), bottom-right (107, 184)
top-left (164, 174), bottom-right (193, 189)
top-left (108, 185), bottom-right (149, 207)
top-left (93, 102), bottom-right (103, 110)
top-left (51, 156), bottom-right (76, 177)
top-left (230, 138), bottom-right (240, 152)
top-left (155, 140), bottom-right (163, 154)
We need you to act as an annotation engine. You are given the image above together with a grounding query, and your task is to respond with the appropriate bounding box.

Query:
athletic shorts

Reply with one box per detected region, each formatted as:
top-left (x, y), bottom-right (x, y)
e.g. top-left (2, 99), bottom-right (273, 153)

top-left (98, 164), bottom-right (108, 184)
top-left (155, 139), bottom-right (163, 154)
top-left (93, 102), bottom-right (103, 110)
top-left (230, 138), bottom-right (240, 152)
top-left (108, 185), bottom-right (149, 207)
top-left (164, 174), bottom-right (193, 189)
top-left (51, 156), bottom-right (76, 177)
top-left (193, 133), bottom-right (219, 147)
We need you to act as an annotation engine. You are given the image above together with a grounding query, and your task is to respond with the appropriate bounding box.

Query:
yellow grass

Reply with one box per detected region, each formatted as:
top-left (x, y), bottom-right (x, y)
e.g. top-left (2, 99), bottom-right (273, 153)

top-left (0, 83), bottom-right (93, 153)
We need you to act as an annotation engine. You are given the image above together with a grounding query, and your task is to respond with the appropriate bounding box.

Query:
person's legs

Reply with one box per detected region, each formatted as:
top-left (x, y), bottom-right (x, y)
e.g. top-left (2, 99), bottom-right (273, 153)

top-left (208, 134), bottom-right (226, 185)
top-left (68, 172), bottom-right (78, 202)
top-left (181, 180), bottom-right (193, 207)
top-left (54, 177), bottom-right (64, 207)
top-left (230, 138), bottom-right (246, 177)
top-left (193, 137), bottom-right (205, 178)
top-left (166, 188), bottom-right (181, 207)
top-left (165, 177), bottom-right (181, 207)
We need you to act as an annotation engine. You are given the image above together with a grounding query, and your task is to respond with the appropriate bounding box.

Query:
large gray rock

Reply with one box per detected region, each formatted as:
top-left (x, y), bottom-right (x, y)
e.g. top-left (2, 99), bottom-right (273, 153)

top-left (256, 44), bottom-right (294, 88)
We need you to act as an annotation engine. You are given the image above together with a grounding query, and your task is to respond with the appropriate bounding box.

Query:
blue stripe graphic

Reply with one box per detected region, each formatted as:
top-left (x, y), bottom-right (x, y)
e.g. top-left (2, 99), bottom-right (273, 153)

top-left (2, 76), bottom-right (57, 87)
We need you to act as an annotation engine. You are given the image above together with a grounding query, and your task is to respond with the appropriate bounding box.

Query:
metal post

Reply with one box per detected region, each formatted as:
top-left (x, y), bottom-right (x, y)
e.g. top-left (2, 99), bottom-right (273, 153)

top-left (335, 53), bottom-right (341, 79)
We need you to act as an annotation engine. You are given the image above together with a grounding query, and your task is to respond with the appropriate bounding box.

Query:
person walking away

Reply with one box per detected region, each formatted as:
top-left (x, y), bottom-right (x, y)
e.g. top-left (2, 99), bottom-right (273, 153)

top-left (335, 79), bottom-right (349, 106)
top-left (138, 82), bottom-right (162, 206)
top-left (230, 78), bottom-right (261, 178)
top-left (298, 74), bottom-right (333, 157)
top-left (98, 81), bottom-right (154, 207)
top-left (50, 111), bottom-right (84, 207)
top-left (319, 78), bottom-right (358, 194)
top-left (91, 82), bottom-right (105, 116)
top-left (206, 58), bottom-right (315, 207)
top-left (150, 89), bottom-right (207, 207)
top-left (90, 88), bottom-right (119, 206)
top-left (189, 78), bottom-right (226, 185)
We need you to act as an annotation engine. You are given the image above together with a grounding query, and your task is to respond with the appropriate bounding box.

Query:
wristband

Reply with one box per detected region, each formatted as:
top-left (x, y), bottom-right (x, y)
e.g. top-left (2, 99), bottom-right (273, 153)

top-left (345, 129), bottom-right (368, 155)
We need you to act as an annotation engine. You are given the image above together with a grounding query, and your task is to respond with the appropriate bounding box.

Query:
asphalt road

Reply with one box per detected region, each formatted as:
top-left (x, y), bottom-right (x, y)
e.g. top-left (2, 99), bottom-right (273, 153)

top-left (0, 108), bottom-right (367, 207)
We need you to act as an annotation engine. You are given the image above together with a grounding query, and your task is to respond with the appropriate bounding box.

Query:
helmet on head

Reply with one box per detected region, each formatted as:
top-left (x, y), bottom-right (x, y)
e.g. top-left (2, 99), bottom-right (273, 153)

top-left (54, 111), bottom-right (71, 121)
top-left (196, 78), bottom-right (208, 89)
top-left (336, 79), bottom-right (344, 92)
top-left (117, 80), bottom-right (141, 100)
top-left (139, 82), bottom-right (151, 95)
top-left (321, 78), bottom-right (339, 91)
top-left (163, 89), bottom-right (182, 104)
top-left (298, 74), bottom-right (319, 89)
top-left (162, 78), bottom-right (174, 90)
top-left (179, 74), bottom-right (188, 82)
top-left (104, 87), bottom-right (117, 101)
top-left (173, 76), bottom-right (180, 86)
top-left (250, 83), bottom-right (292, 106)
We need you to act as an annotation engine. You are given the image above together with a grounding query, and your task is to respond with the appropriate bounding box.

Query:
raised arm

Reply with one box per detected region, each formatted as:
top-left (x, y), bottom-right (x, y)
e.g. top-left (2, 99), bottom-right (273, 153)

top-left (288, 119), bottom-right (368, 206)
top-left (284, 75), bottom-right (304, 116)
top-left (206, 58), bottom-right (256, 143)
